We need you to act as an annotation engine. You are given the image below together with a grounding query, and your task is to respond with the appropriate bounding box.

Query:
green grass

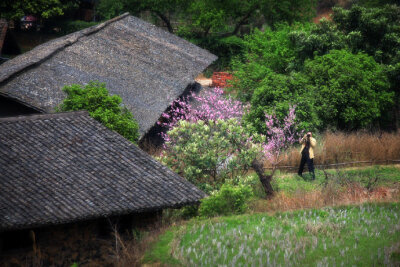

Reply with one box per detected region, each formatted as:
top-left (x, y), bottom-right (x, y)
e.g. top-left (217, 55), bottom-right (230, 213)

top-left (144, 202), bottom-right (400, 266)
top-left (142, 228), bottom-right (182, 266)
top-left (264, 165), bottom-right (400, 195)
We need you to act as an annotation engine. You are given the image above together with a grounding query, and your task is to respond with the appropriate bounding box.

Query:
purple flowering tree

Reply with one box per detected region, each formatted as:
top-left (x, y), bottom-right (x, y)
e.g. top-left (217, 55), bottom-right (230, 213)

top-left (159, 87), bottom-right (299, 197)
top-left (158, 87), bottom-right (248, 144)
top-left (159, 87), bottom-right (247, 130)
top-left (252, 106), bottom-right (299, 196)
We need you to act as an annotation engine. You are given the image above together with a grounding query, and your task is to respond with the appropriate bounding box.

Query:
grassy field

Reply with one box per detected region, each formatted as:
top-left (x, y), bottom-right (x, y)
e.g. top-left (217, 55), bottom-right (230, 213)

top-left (271, 165), bottom-right (400, 193)
top-left (247, 165), bottom-right (400, 213)
top-left (141, 166), bottom-right (400, 266)
top-left (144, 203), bottom-right (400, 266)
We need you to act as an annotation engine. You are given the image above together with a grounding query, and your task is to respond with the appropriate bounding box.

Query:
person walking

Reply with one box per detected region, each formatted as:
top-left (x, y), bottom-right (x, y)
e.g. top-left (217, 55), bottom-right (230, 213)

top-left (298, 131), bottom-right (316, 180)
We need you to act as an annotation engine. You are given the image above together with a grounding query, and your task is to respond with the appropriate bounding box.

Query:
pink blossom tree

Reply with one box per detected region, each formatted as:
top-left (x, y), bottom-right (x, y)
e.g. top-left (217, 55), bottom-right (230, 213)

top-left (159, 87), bottom-right (247, 131)
top-left (252, 106), bottom-right (299, 196)
top-left (159, 87), bottom-right (300, 197)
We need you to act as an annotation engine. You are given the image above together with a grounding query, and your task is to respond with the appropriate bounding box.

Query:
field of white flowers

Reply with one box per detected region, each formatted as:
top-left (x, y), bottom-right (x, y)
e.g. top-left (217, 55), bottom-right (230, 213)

top-left (147, 203), bottom-right (400, 266)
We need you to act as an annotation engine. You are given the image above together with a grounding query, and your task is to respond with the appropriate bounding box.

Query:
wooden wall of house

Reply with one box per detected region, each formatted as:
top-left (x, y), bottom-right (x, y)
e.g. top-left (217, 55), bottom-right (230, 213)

top-left (0, 95), bottom-right (41, 118)
top-left (0, 210), bottom-right (161, 266)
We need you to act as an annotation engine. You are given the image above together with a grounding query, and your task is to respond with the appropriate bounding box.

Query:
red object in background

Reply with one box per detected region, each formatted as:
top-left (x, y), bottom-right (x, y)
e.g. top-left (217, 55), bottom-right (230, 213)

top-left (211, 72), bottom-right (233, 88)
top-left (22, 15), bottom-right (37, 22)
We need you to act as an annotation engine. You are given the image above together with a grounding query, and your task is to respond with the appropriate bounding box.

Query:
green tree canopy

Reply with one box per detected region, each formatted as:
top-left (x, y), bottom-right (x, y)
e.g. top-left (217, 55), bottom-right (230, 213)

top-left (0, 0), bottom-right (78, 20)
top-left (245, 71), bottom-right (320, 133)
top-left (58, 81), bottom-right (139, 143)
top-left (97, 0), bottom-right (316, 35)
top-left (233, 5), bottom-right (399, 131)
top-left (305, 50), bottom-right (393, 130)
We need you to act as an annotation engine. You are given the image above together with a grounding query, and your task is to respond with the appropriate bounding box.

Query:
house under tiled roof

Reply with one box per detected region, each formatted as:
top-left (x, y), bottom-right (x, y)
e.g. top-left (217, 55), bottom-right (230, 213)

top-left (0, 112), bottom-right (205, 232)
top-left (0, 13), bottom-right (217, 138)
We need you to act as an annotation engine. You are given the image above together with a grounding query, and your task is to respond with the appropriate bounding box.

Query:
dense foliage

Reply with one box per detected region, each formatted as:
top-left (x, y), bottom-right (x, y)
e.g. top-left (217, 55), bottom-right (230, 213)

top-left (0, 0), bottom-right (78, 20)
top-left (58, 81), bottom-right (139, 143)
top-left (97, 0), bottom-right (316, 35)
top-left (233, 5), bottom-right (399, 132)
top-left (305, 50), bottom-right (392, 129)
top-left (160, 119), bottom-right (263, 192)
top-left (96, 0), bottom-right (316, 70)
top-left (198, 183), bottom-right (253, 217)
top-left (159, 85), bottom-right (300, 197)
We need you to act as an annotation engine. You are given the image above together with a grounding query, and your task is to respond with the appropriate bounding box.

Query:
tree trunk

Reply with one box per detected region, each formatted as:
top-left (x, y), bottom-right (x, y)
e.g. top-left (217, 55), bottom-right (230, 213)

top-left (203, 26), bottom-right (211, 38)
top-left (251, 159), bottom-right (274, 198)
top-left (231, 11), bottom-right (253, 36)
top-left (153, 11), bottom-right (174, 33)
top-left (394, 91), bottom-right (400, 131)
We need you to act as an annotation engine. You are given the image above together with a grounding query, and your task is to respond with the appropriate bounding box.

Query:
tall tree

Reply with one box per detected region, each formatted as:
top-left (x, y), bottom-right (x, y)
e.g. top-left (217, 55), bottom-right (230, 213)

top-left (187, 0), bottom-right (316, 37)
top-left (97, 0), bottom-right (316, 36)
top-left (97, 0), bottom-right (189, 33)
top-left (0, 0), bottom-right (78, 20)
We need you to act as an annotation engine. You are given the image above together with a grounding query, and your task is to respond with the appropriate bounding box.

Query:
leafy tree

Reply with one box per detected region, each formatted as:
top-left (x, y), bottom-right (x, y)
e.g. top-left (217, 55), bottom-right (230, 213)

top-left (97, 0), bottom-right (316, 36)
top-left (58, 81), bottom-right (139, 143)
top-left (160, 92), bottom-right (300, 197)
top-left (230, 24), bottom-right (311, 101)
top-left (245, 71), bottom-right (321, 133)
top-left (288, 20), bottom-right (347, 66)
top-left (332, 5), bottom-right (400, 64)
top-left (160, 119), bottom-right (263, 193)
top-left (0, 0), bottom-right (78, 20)
top-left (185, 0), bottom-right (316, 37)
top-left (305, 50), bottom-right (393, 130)
top-left (97, 0), bottom-right (189, 33)
top-left (351, 0), bottom-right (399, 9)
top-left (96, 0), bottom-right (128, 20)
top-left (233, 5), bottom-right (399, 130)
top-left (260, 0), bottom-right (317, 28)
top-left (332, 5), bottom-right (400, 128)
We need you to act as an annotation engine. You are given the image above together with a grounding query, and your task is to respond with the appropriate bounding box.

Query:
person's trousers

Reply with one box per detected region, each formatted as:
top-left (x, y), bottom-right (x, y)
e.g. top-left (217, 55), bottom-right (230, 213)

top-left (298, 154), bottom-right (315, 179)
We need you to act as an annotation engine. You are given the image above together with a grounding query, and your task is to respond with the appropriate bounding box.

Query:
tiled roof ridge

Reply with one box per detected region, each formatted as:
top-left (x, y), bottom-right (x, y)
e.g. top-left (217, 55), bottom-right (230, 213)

top-left (0, 13), bottom-right (130, 85)
top-left (0, 110), bottom-right (89, 122)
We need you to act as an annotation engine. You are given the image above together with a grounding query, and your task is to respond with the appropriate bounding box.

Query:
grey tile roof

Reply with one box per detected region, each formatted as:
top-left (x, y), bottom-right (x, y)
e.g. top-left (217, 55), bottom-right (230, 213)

top-left (0, 112), bottom-right (205, 232)
top-left (0, 13), bottom-right (217, 138)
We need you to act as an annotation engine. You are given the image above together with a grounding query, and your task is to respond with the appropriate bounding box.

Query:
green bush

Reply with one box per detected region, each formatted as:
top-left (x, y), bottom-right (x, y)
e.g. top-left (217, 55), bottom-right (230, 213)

top-left (198, 183), bottom-right (253, 217)
top-left (58, 81), bottom-right (139, 143)
top-left (160, 119), bottom-right (263, 193)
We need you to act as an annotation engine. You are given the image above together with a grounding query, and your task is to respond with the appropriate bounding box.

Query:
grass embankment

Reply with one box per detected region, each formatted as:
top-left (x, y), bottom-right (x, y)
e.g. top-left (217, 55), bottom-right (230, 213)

top-left (144, 203), bottom-right (400, 266)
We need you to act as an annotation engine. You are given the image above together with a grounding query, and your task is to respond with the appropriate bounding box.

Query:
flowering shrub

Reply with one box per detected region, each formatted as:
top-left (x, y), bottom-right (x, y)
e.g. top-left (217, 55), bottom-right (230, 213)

top-left (159, 87), bottom-right (247, 131)
top-left (159, 85), bottom-right (300, 196)
top-left (263, 105), bottom-right (299, 166)
top-left (198, 183), bottom-right (253, 217)
top-left (248, 105), bottom-right (300, 197)
top-left (159, 119), bottom-right (263, 193)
